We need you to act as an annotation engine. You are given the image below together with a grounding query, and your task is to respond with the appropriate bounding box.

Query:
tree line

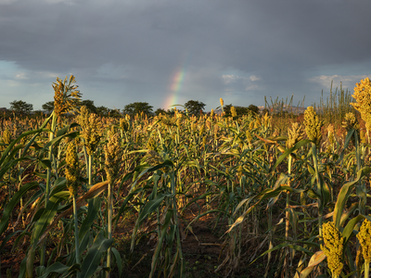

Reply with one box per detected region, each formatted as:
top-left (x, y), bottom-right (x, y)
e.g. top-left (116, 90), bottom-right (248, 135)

top-left (3, 99), bottom-right (262, 118)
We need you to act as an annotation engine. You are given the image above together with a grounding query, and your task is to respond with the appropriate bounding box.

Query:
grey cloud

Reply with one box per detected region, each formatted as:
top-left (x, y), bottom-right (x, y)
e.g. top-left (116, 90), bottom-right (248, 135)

top-left (0, 0), bottom-right (370, 110)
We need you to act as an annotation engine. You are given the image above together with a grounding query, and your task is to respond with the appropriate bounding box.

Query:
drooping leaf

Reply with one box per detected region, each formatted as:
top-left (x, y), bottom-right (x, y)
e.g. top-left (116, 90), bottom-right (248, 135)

top-left (295, 251), bottom-right (326, 278)
top-left (37, 262), bottom-right (80, 278)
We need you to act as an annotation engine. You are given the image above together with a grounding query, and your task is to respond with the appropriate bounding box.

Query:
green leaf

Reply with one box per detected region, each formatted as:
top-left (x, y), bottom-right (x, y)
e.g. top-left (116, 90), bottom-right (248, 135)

top-left (37, 262), bottom-right (80, 278)
top-left (38, 159), bottom-right (52, 169)
top-left (0, 128), bottom-right (45, 167)
top-left (333, 168), bottom-right (367, 228)
top-left (138, 194), bottom-right (166, 224)
top-left (42, 130), bottom-right (79, 151)
top-left (79, 197), bottom-right (101, 241)
top-left (339, 129), bottom-right (355, 162)
top-left (31, 191), bottom-right (70, 243)
top-left (149, 217), bottom-right (170, 277)
top-left (342, 215), bottom-right (366, 244)
top-left (111, 247), bottom-right (123, 278)
top-left (273, 139), bottom-right (311, 171)
top-left (253, 242), bottom-right (314, 264)
top-left (79, 233), bottom-right (113, 278)
top-left (0, 181), bottom-right (39, 236)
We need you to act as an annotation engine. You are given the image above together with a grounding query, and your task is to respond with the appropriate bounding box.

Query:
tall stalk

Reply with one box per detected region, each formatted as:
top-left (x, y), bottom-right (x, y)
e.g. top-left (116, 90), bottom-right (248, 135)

top-left (284, 154), bottom-right (292, 278)
top-left (303, 106), bottom-right (324, 237)
top-left (65, 140), bottom-right (81, 267)
top-left (72, 194), bottom-right (80, 265)
top-left (45, 111), bottom-right (57, 207)
top-left (107, 180), bottom-right (113, 277)
top-left (87, 153), bottom-right (93, 187)
top-left (104, 133), bottom-right (122, 277)
top-left (285, 155), bottom-right (292, 241)
top-left (41, 111), bottom-right (57, 268)
top-left (311, 143), bottom-right (323, 237)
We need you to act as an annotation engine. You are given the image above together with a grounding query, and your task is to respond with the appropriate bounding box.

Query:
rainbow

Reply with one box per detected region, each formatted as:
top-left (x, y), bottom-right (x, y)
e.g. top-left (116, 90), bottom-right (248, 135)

top-left (163, 67), bottom-right (186, 110)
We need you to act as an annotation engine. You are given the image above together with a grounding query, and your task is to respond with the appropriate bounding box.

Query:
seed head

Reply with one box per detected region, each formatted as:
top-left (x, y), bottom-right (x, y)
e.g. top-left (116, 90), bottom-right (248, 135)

top-left (202, 135), bottom-right (207, 148)
top-left (191, 121), bottom-right (195, 133)
top-left (357, 219), bottom-right (371, 263)
top-left (326, 124), bottom-right (335, 142)
top-left (77, 106), bottom-right (102, 155)
top-left (220, 98), bottom-right (224, 108)
top-left (342, 112), bottom-right (358, 131)
top-left (351, 78), bottom-right (371, 133)
top-left (262, 110), bottom-right (271, 128)
top-left (2, 128), bottom-right (12, 145)
top-left (326, 124), bottom-right (336, 152)
top-left (230, 106), bottom-right (237, 118)
top-left (321, 222), bottom-right (344, 277)
top-left (53, 75), bottom-right (81, 118)
top-left (303, 106), bottom-right (323, 145)
top-left (246, 130), bottom-right (252, 145)
top-left (213, 123), bottom-right (219, 135)
top-left (199, 123), bottom-right (205, 136)
top-left (65, 140), bottom-right (80, 196)
top-left (104, 134), bottom-right (123, 183)
top-left (120, 118), bottom-right (129, 132)
top-left (286, 122), bottom-right (304, 149)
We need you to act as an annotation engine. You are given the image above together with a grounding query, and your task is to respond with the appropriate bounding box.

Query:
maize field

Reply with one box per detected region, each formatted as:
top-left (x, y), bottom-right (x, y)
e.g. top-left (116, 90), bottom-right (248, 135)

top-left (0, 76), bottom-right (371, 278)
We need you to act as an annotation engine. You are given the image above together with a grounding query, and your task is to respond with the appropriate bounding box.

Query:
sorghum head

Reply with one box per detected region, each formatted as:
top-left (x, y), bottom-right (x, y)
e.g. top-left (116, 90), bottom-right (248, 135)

top-left (2, 128), bottom-right (12, 145)
top-left (286, 122), bottom-right (304, 149)
top-left (321, 222), bottom-right (344, 277)
top-left (120, 118), bottom-right (129, 132)
top-left (351, 78), bottom-right (371, 133)
top-left (303, 106), bottom-right (323, 145)
top-left (342, 112), bottom-right (358, 131)
top-left (104, 133), bottom-right (123, 183)
top-left (230, 106), bottom-right (237, 118)
top-left (357, 219), bottom-right (371, 263)
top-left (65, 140), bottom-right (80, 196)
top-left (53, 75), bottom-right (81, 118)
top-left (78, 107), bottom-right (102, 155)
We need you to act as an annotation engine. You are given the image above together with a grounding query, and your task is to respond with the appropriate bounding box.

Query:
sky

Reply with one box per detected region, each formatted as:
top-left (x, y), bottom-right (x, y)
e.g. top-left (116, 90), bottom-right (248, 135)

top-left (1, 0), bottom-right (399, 273)
top-left (0, 0), bottom-right (371, 112)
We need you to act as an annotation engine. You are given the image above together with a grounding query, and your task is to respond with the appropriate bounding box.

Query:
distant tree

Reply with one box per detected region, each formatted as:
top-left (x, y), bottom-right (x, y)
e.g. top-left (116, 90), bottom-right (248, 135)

top-left (223, 104), bottom-right (250, 118)
top-left (80, 100), bottom-right (97, 114)
top-left (10, 100), bottom-right (33, 115)
top-left (123, 102), bottom-right (153, 116)
top-left (42, 101), bottom-right (54, 114)
top-left (223, 104), bottom-right (233, 117)
top-left (155, 108), bottom-right (167, 116)
top-left (248, 104), bottom-right (260, 115)
top-left (156, 108), bottom-right (175, 116)
top-left (235, 106), bottom-right (248, 117)
top-left (96, 106), bottom-right (110, 117)
top-left (166, 109), bottom-right (176, 116)
top-left (108, 109), bottom-right (122, 118)
top-left (184, 100), bottom-right (206, 116)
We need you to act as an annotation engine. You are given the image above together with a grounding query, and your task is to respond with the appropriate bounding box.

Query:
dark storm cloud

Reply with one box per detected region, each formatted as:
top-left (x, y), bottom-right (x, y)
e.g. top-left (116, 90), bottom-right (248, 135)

top-left (0, 0), bottom-right (370, 110)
